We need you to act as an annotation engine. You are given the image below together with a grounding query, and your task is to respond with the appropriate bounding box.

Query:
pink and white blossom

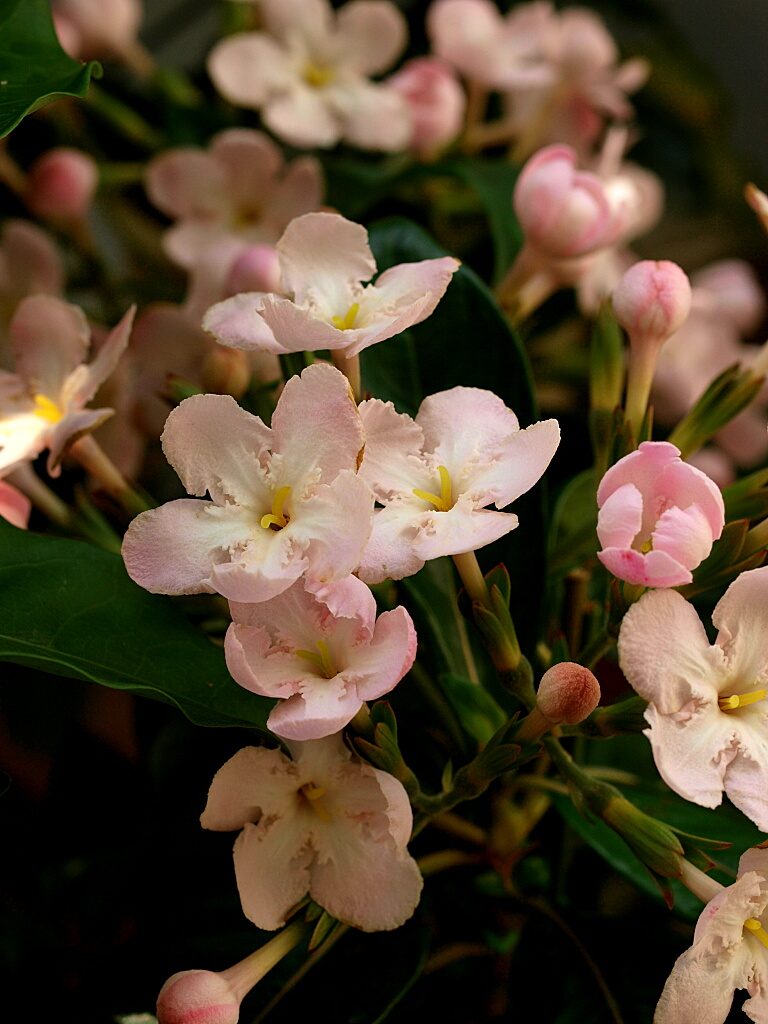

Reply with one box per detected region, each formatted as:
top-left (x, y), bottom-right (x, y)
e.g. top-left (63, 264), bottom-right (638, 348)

top-left (385, 57), bottom-right (466, 156)
top-left (53, 0), bottom-right (144, 63)
top-left (203, 211), bottom-right (459, 359)
top-left (0, 296), bottom-right (134, 477)
top-left (656, 847), bottom-right (768, 1023)
top-left (619, 566), bottom-right (768, 830)
top-left (597, 442), bottom-right (724, 588)
top-left (226, 577), bottom-right (416, 740)
top-left (122, 363), bottom-right (373, 603)
top-left (200, 735), bottom-right (423, 931)
top-left (207, 0), bottom-right (411, 151)
top-left (146, 130), bottom-right (323, 314)
top-left (356, 388), bottom-right (560, 583)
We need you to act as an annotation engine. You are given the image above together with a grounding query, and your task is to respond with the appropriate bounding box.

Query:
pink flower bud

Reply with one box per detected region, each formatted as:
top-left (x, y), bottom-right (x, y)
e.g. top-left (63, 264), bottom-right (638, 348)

top-left (612, 260), bottom-right (691, 349)
top-left (536, 662), bottom-right (601, 725)
top-left (514, 145), bottom-right (620, 259)
top-left (597, 441), bottom-right (725, 588)
top-left (26, 148), bottom-right (98, 223)
top-left (386, 57), bottom-right (465, 155)
top-left (225, 245), bottom-right (282, 297)
top-left (156, 970), bottom-right (240, 1024)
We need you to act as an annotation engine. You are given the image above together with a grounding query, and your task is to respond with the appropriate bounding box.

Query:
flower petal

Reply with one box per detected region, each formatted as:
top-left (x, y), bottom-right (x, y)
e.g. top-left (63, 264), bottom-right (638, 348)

top-left (713, 567), bottom-right (768, 686)
top-left (618, 589), bottom-right (726, 710)
top-left (416, 387), bottom-right (519, 474)
top-left (598, 546), bottom-right (692, 588)
top-left (460, 417), bottom-right (561, 508)
top-left (265, 156), bottom-right (325, 234)
top-left (264, 87), bottom-right (342, 149)
top-left (335, 0), bottom-right (407, 75)
top-left (161, 393), bottom-right (273, 506)
top-left (210, 530), bottom-right (308, 604)
top-left (46, 406), bottom-right (113, 475)
top-left (200, 745), bottom-right (299, 830)
top-left (347, 606), bottom-right (417, 700)
top-left (145, 149), bottom-right (227, 221)
top-left (305, 574), bottom-right (377, 628)
top-left (651, 502), bottom-right (714, 573)
top-left (357, 501), bottom-right (428, 584)
top-left (68, 305), bottom-right (135, 407)
top-left (655, 941), bottom-right (753, 1024)
top-left (724, 728), bottom-right (768, 831)
top-left (411, 496), bottom-right (518, 562)
top-left (267, 679), bottom-right (363, 740)
top-left (330, 80), bottom-right (412, 152)
top-left (10, 295), bottom-right (90, 398)
top-left (293, 470), bottom-right (374, 583)
top-left (596, 482), bottom-right (643, 550)
top-left (358, 398), bottom-right (430, 500)
top-left (207, 32), bottom-right (293, 109)
top-left (0, 480), bottom-right (30, 529)
top-left (210, 129), bottom-right (283, 210)
top-left (235, 821), bottom-right (313, 930)
top-left (202, 293), bottom-right (284, 354)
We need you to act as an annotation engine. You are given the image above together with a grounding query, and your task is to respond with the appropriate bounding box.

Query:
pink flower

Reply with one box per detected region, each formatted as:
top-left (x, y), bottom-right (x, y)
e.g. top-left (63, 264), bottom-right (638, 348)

top-left (0, 481), bottom-right (31, 529)
top-left (203, 212), bottom-right (459, 359)
top-left (618, 566), bottom-right (768, 830)
top-left (0, 296), bottom-right (134, 477)
top-left (656, 847), bottom-right (768, 1023)
top-left (25, 148), bottom-right (98, 224)
top-left (355, 388), bottom-right (560, 583)
top-left (52, 0), bottom-right (143, 62)
top-left (613, 260), bottom-right (692, 348)
top-left (207, 0), bottom-right (411, 151)
top-left (0, 220), bottom-right (63, 360)
top-left (386, 57), bottom-right (466, 155)
top-left (597, 442), bottom-right (724, 588)
top-left (226, 577), bottom-right (416, 740)
top-left (146, 130), bottom-right (323, 312)
top-left (122, 363), bottom-right (373, 603)
top-left (200, 735), bottom-right (423, 931)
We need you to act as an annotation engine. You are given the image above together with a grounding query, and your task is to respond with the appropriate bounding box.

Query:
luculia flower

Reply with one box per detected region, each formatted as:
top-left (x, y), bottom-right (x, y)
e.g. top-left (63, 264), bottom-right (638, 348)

top-left (201, 735), bottom-right (423, 932)
top-left (619, 566), bottom-right (768, 830)
top-left (122, 363), bottom-right (373, 603)
top-left (0, 295), bottom-right (134, 477)
top-left (355, 387), bottom-right (560, 583)
top-left (226, 577), bottom-right (416, 740)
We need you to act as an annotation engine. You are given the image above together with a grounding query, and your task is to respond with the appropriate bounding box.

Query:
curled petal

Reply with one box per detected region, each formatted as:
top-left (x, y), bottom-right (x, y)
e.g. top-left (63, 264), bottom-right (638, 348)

top-left (596, 482), bottom-right (643, 550)
top-left (200, 745), bottom-right (299, 830)
top-left (348, 606), bottom-right (417, 701)
top-left (713, 567), bottom-right (768, 685)
top-left (46, 406), bottom-right (113, 476)
top-left (266, 680), bottom-right (363, 740)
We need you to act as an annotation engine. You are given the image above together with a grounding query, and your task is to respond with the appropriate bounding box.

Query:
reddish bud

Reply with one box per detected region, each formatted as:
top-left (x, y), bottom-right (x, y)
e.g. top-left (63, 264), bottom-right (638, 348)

top-left (612, 260), bottom-right (691, 350)
top-left (226, 245), bottom-right (282, 297)
top-left (156, 970), bottom-right (240, 1024)
top-left (387, 57), bottom-right (465, 155)
top-left (536, 662), bottom-right (601, 725)
top-left (26, 148), bottom-right (98, 223)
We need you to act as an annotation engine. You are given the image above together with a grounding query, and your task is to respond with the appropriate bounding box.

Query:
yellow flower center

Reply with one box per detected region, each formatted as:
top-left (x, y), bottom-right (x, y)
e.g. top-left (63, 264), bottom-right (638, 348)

top-left (745, 918), bottom-right (768, 948)
top-left (719, 689), bottom-right (767, 711)
top-left (413, 465), bottom-right (454, 512)
top-left (33, 394), bottom-right (63, 424)
top-left (260, 485), bottom-right (292, 531)
top-left (303, 63), bottom-right (335, 88)
top-left (300, 782), bottom-right (332, 821)
top-left (295, 639), bottom-right (337, 679)
top-left (331, 302), bottom-right (360, 331)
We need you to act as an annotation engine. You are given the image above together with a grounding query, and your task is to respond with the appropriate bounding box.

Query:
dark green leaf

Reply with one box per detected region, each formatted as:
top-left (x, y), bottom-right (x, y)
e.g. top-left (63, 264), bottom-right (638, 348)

top-left (439, 672), bottom-right (507, 744)
top-left (0, 521), bottom-right (269, 729)
top-left (0, 0), bottom-right (100, 138)
top-left (549, 469), bottom-right (598, 576)
top-left (366, 217), bottom-right (544, 650)
top-left (446, 156), bottom-right (522, 283)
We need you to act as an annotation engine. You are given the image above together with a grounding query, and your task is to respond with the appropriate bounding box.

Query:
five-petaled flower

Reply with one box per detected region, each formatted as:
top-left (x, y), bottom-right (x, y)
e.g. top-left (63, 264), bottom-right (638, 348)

top-left (619, 566), bottom-right (768, 830)
top-left (122, 363), bottom-right (373, 603)
top-left (200, 735), bottom-right (423, 932)
top-left (355, 387), bottom-right (560, 583)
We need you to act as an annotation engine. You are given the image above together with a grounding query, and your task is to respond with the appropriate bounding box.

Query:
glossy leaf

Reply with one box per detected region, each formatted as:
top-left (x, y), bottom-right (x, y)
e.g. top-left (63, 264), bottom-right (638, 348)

top-left (0, 521), bottom-right (270, 729)
top-left (0, 0), bottom-right (100, 138)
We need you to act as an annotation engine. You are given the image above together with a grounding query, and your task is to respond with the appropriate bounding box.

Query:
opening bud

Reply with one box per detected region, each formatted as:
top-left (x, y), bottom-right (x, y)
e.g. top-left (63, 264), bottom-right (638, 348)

top-left (225, 245), bottom-right (282, 297)
top-left (26, 148), bottom-right (98, 223)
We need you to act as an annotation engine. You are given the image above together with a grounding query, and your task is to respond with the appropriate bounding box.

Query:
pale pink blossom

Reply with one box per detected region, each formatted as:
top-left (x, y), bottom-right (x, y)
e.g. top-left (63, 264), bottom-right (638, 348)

top-left (597, 441), bottom-right (724, 588)
top-left (204, 212), bottom-right (459, 359)
top-left (53, 0), bottom-right (143, 62)
top-left (146, 129), bottom-right (323, 311)
top-left (207, 0), bottom-right (411, 151)
top-left (0, 296), bottom-right (134, 477)
top-left (0, 481), bottom-right (31, 529)
top-left (355, 388), bottom-right (560, 583)
top-left (657, 849), bottom-right (768, 1023)
top-left (0, 220), bottom-right (63, 363)
top-left (226, 577), bottom-right (416, 740)
top-left (25, 148), bottom-right (98, 224)
top-left (200, 735), bottom-right (423, 931)
top-left (619, 566), bottom-right (768, 830)
top-left (385, 57), bottom-right (466, 156)
top-left (122, 363), bottom-right (373, 603)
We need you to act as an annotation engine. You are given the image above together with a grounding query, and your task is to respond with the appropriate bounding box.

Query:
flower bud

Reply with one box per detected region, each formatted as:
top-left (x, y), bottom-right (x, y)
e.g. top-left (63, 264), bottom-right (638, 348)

top-left (200, 347), bottom-right (251, 399)
top-left (601, 794), bottom-right (684, 880)
top-left (225, 245), bottom-right (282, 297)
top-left (386, 57), bottom-right (465, 156)
top-left (536, 662), bottom-right (600, 725)
top-left (156, 970), bottom-right (240, 1024)
top-left (26, 148), bottom-right (98, 223)
top-left (514, 145), bottom-right (619, 259)
top-left (613, 260), bottom-right (691, 349)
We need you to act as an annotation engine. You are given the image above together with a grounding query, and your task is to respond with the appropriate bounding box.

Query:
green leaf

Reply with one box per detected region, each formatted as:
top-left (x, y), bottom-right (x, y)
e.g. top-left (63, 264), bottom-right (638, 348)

top-left (439, 672), bottom-right (507, 744)
top-left (0, 522), bottom-right (270, 729)
top-left (366, 217), bottom-right (544, 649)
top-left (0, 0), bottom-right (100, 138)
top-left (549, 469), bottom-right (598, 576)
top-left (402, 558), bottom-right (478, 679)
top-left (446, 156), bottom-right (522, 283)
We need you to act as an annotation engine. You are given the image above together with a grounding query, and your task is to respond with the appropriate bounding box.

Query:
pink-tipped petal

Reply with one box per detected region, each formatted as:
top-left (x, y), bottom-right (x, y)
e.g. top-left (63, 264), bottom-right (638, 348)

top-left (596, 482), bottom-right (643, 550)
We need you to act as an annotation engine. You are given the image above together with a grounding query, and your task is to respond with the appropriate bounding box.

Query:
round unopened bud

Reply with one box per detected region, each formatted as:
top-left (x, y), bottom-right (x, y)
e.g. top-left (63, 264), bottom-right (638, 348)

top-left (612, 260), bottom-right (691, 348)
top-left (200, 347), bottom-right (251, 399)
top-left (156, 970), bottom-right (240, 1024)
top-left (226, 245), bottom-right (282, 297)
top-left (386, 57), bottom-right (465, 155)
top-left (26, 148), bottom-right (98, 223)
top-left (536, 662), bottom-right (600, 725)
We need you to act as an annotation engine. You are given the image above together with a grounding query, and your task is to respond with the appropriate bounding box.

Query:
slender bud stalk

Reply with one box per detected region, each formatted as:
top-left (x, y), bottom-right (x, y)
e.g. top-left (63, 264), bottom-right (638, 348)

top-left (70, 435), bottom-right (150, 517)
top-left (330, 351), bottom-right (362, 402)
top-left (453, 550), bottom-right (491, 606)
top-left (678, 859), bottom-right (724, 904)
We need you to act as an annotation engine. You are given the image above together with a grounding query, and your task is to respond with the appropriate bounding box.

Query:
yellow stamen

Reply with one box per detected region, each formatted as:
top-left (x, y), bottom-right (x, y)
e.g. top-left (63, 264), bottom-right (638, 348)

top-left (745, 918), bottom-right (768, 949)
top-left (639, 538), bottom-right (653, 554)
top-left (296, 638), bottom-right (336, 679)
top-left (719, 689), bottom-right (767, 711)
top-left (300, 782), bottom-right (332, 821)
top-left (260, 485), bottom-right (291, 531)
top-left (413, 465), bottom-right (453, 512)
top-left (33, 394), bottom-right (63, 424)
top-left (331, 302), bottom-right (360, 331)
top-left (303, 63), bottom-right (335, 88)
